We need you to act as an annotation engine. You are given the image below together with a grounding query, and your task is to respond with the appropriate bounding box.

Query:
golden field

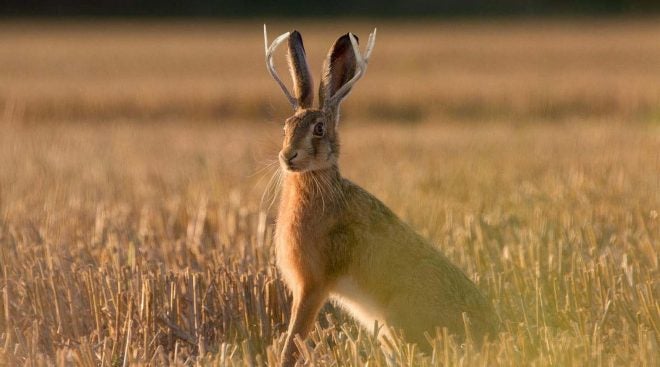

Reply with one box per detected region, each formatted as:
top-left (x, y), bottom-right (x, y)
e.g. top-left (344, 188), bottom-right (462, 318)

top-left (0, 20), bottom-right (659, 366)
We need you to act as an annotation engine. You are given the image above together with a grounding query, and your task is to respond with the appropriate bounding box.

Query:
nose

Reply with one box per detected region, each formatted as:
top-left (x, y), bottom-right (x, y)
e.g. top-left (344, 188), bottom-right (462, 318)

top-left (287, 151), bottom-right (299, 163)
top-left (280, 150), bottom-right (299, 165)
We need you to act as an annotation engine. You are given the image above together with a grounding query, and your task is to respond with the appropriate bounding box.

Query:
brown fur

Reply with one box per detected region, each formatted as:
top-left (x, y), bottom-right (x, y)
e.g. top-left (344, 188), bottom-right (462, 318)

top-left (269, 30), bottom-right (498, 367)
top-left (287, 31), bottom-right (314, 109)
top-left (319, 33), bottom-right (357, 108)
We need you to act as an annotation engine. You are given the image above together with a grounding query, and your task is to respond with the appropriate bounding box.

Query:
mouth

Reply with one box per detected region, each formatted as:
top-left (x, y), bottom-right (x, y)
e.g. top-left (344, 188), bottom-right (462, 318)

top-left (285, 164), bottom-right (302, 172)
top-left (279, 159), bottom-right (303, 172)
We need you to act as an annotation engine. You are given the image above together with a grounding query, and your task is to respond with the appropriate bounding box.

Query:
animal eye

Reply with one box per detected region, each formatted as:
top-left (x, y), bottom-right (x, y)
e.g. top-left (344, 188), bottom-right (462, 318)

top-left (313, 122), bottom-right (325, 137)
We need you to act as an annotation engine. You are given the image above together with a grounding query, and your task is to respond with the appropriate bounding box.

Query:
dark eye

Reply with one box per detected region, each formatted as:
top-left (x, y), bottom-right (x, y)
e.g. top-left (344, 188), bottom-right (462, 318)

top-left (313, 122), bottom-right (325, 137)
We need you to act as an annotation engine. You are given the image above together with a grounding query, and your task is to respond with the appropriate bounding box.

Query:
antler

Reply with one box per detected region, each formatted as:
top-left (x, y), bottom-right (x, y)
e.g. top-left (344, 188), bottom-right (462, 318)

top-left (326, 28), bottom-right (378, 106)
top-left (264, 25), bottom-right (298, 109)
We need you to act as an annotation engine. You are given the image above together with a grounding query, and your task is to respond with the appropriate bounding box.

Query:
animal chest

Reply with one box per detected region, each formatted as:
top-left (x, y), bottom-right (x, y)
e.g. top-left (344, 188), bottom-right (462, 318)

top-left (275, 218), bottom-right (326, 290)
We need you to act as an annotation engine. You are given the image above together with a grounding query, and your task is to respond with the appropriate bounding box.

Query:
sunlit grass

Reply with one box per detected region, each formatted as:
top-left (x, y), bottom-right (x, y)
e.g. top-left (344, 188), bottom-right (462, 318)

top-left (0, 19), bottom-right (659, 366)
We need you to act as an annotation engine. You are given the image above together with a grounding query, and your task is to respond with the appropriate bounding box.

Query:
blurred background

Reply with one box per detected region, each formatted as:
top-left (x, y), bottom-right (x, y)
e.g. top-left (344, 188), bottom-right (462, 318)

top-left (2, 1), bottom-right (660, 16)
top-left (0, 2), bottom-right (658, 366)
top-left (2, 1), bottom-right (660, 125)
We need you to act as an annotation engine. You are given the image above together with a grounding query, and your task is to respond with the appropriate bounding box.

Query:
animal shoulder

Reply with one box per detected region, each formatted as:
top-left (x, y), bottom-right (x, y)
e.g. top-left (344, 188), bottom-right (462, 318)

top-left (340, 178), bottom-right (399, 222)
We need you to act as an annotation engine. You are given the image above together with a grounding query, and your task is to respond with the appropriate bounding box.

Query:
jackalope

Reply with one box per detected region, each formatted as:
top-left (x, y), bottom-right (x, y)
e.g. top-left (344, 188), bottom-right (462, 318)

top-left (263, 26), bottom-right (498, 366)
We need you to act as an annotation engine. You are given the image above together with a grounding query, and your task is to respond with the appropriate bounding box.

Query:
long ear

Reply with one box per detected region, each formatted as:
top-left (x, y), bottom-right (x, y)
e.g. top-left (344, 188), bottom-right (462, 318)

top-left (287, 31), bottom-right (314, 109)
top-left (318, 33), bottom-right (358, 113)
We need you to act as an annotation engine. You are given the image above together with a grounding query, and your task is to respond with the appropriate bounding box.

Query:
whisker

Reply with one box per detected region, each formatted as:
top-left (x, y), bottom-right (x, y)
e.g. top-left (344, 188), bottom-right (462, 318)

top-left (260, 166), bottom-right (281, 212)
top-left (267, 168), bottom-right (284, 212)
top-left (313, 174), bottom-right (326, 213)
top-left (248, 160), bottom-right (279, 198)
top-left (317, 173), bottom-right (331, 208)
top-left (249, 159), bottom-right (279, 178)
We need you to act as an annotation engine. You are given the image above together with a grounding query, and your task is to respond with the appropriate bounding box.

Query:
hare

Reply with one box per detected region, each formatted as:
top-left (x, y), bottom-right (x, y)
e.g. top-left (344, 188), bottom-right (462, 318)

top-left (263, 26), bottom-right (498, 366)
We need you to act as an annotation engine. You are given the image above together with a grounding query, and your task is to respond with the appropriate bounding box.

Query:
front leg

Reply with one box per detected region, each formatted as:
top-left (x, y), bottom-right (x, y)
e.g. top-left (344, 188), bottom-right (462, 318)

top-left (281, 287), bottom-right (327, 367)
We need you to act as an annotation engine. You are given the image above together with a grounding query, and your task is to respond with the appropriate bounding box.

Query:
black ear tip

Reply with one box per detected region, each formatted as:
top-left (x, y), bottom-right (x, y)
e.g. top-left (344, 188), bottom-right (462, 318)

top-left (289, 30), bottom-right (305, 50)
top-left (339, 33), bottom-right (359, 44)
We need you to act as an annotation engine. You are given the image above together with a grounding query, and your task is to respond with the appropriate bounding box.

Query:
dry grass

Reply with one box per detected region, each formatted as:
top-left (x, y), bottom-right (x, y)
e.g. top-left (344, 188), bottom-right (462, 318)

top-left (0, 19), bottom-right (659, 366)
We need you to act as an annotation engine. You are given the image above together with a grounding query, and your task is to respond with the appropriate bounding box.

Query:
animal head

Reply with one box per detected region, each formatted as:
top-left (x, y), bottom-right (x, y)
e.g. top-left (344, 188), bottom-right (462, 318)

top-left (264, 26), bottom-right (377, 173)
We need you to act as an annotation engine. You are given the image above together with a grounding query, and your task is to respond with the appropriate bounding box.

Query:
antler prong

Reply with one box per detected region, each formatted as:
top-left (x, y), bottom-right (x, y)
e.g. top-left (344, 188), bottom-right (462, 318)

top-left (263, 24), bottom-right (268, 54)
top-left (264, 24), bottom-right (298, 109)
top-left (264, 25), bottom-right (377, 110)
top-left (365, 28), bottom-right (377, 60)
top-left (349, 33), bottom-right (364, 66)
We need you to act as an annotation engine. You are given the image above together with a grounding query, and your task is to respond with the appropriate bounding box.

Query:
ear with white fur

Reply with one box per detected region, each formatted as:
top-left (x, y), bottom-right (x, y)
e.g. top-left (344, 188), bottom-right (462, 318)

top-left (318, 33), bottom-right (358, 114)
top-left (287, 30), bottom-right (314, 109)
top-left (319, 29), bottom-right (377, 118)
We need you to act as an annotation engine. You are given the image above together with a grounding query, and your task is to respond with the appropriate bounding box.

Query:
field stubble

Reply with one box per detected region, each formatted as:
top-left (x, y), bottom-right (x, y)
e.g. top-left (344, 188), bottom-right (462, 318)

top-left (0, 19), bottom-right (659, 366)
